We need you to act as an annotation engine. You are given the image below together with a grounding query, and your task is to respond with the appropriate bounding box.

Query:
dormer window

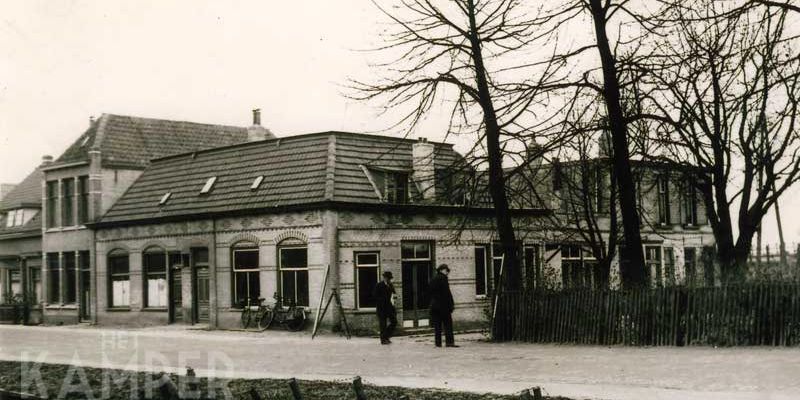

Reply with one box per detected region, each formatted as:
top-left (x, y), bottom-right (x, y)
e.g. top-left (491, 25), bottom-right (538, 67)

top-left (200, 177), bottom-right (217, 194)
top-left (251, 175), bottom-right (264, 190)
top-left (159, 192), bottom-right (172, 205)
top-left (385, 171), bottom-right (408, 204)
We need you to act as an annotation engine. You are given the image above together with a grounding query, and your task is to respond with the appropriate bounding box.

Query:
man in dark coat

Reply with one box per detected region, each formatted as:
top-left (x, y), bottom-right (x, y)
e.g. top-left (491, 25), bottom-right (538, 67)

top-left (429, 264), bottom-right (458, 347)
top-left (373, 271), bottom-right (397, 345)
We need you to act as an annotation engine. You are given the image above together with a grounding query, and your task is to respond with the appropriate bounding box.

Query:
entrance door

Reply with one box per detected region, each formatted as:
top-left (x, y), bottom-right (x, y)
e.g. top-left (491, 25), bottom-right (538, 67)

top-left (169, 262), bottom-right (183, 323)
top-left (400, 242), bottom-right (433, 328)
top-left (192, 248), bottom-right (210, 324)
top-left (79, 270), bottom-right (90, 320)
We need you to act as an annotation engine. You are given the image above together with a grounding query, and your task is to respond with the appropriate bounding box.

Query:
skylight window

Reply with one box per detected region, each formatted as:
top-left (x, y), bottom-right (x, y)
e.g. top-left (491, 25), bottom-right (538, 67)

top-left (159, 192), bottom-right (172, 205)
top-left (81, 135), bottom-right (91, 147)
top-left (200, 177), bottom-right (217, 194)
top-left (251, 175), bottom-right (264, 190)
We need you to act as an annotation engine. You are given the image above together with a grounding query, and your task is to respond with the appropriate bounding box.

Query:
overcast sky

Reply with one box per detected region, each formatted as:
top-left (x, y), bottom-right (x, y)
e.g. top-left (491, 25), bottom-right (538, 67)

top-left (1, 0), bottom-right (797, 249)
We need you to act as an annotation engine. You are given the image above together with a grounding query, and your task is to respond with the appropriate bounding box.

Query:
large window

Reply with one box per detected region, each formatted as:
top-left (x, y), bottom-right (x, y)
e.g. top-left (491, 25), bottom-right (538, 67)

top-left (46, 181), bottom-right (58, 228)
top-left (62, 178), bottom-right (75, 227)
top-left (683, 180), bottom-right (698, 226)
top-left (46, 253), bottom-right (60, 303)
top-left (355, 252), bottom-right (380, 309)
top-left (561, 245), bottom-right (596, 288)
top-left (77, 176), bottom-right (89, 224)
top-left (108, 251), bottom-right (130, 308)
top-left (64, 252), bottom-right (77, 304)
top-left (657, 176), bottom-right (670, 225)
top-left (279, 244), bottom-right (308, 307)
top-left (232, 243), bottom-right (260, 307)
top-left (664, 248), bottom-right (675, 286)
top-left (474, 247), bottom-right (489, 296)
top-left (143, 248), bottom-right (167, 308)
top-left (385, 171), bottom-right (409, 204)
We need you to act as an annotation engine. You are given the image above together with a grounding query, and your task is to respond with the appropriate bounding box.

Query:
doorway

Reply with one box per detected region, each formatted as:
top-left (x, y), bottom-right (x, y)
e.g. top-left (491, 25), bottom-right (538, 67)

top-left (401, 242), bottom-right (433, 328)
top-left (192, 248), bottom-right (210, 324)
top-left (168, 252), bottom-right (183, 323)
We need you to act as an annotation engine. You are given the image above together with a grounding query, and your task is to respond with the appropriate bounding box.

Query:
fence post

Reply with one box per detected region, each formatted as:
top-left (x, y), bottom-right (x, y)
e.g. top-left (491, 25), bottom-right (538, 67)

top-left (352, 376), bottom-right (368, 400)
top-left (288, 378), bottom-right (303, 400)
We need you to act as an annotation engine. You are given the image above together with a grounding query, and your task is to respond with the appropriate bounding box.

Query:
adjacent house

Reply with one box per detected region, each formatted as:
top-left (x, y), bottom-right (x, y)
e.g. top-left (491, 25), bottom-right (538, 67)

top-left (0, 164), bottom-right (46, 323)
top-left (39, 111), bottom-right (272, 324)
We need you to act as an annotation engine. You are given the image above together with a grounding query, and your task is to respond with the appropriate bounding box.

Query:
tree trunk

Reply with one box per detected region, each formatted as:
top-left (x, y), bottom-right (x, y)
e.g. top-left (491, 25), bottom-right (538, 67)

top-left (588, 0), bottom-right (646, 288)
top-left (466, 0), bottom-right (520, 290)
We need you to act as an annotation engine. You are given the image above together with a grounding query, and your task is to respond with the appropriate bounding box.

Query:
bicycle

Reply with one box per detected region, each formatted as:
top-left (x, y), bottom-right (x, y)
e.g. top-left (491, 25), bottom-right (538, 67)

top-left (262, 292), bottom-right (307, 332)
top-left (240, 297), bottom-right (271, 331)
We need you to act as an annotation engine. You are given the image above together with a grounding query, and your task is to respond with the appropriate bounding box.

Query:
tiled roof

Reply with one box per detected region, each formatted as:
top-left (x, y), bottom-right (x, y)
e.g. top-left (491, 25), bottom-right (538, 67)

top-left (97, 132), bottom-right (467, 225)
top-left (55, 113), bottom-right (264, 169)
top-left (0, 167), bottom-right (43, 211)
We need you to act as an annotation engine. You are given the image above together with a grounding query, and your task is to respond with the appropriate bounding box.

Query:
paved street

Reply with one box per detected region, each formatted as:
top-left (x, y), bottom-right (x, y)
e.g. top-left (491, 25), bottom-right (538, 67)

top-left (0, 325), bottom-right (798, 400)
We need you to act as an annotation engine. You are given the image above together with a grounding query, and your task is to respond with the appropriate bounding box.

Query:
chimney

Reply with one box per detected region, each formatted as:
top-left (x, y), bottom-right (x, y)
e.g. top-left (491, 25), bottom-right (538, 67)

top-left (412, 137), bottom-right (436, 201)
top-left (41, 155), bottom-right (53, 167)
top-left (246, 108), bottom-right (274, 142)
top-left (599, 130), bottom-right (612, 158)
top-left (525, 141), bottom-right (544, 168)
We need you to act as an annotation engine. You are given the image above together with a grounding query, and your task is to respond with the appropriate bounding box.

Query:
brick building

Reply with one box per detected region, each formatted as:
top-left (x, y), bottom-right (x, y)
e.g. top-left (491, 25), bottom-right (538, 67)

top-left (88, 132), bottom-right (551, 330)
top-left (38, 112), bottom-right (273, 324)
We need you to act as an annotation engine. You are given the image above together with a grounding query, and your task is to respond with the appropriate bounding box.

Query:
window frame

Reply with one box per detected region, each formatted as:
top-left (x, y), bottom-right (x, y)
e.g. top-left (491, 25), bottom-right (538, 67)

top-left (46, 252), bottom-right (60, 304)
top-left (656, 175), bottom-right (670, 226)
top-left (232, 244), bottom-right (260, 308)
top-left (63, 252), bottom-right (77, 304)
top-left (644, 245), bottom-right (663, 287)
top-left (77, 175), bottom-right (89, 224)
top-left (200, 176), bottom-right (217, 194)
top-left (61, 178), bottom-right (75, 227)
top-left (278, 244), bottom-right (309, 307)
top-left (474, 246), bottom-right (489, 297)
top-left (46, 181), bottom-right (58, 228)
top-left (683, 179), bottom-right (698, 226)
top-left (384, 171), bottom-right (409, 204)
top-left (142, 247), bottom-right (168, 309)
top-left (354, 251), bottom-right (381, 310)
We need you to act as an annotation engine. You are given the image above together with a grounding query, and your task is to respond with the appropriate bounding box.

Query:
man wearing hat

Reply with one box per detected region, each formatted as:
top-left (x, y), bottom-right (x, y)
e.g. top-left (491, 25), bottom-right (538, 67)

top-left (373, 270), bottom-right (398, 345)
top-left (429, 264), bottom-right (458, 347)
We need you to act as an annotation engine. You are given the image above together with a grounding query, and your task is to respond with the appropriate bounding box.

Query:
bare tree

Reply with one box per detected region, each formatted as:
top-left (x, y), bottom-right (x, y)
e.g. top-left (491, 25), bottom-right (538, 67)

top-left (644, 2), bottom-right (800, 282)
top-left (352, 0), bottom-right (571, 290)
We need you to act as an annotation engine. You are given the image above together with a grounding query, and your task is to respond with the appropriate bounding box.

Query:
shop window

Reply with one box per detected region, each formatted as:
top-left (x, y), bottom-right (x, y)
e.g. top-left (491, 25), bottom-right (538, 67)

top-left (279, 244), bottom-right (308, 307)
top-left (108, 251), bottom-right (130, 308)
top-left (355, 252), bottom-right (380, 309)
top-left (143, 248), bottom-right (167, 308)
top-left (232, 243), bottom-right (260, 307)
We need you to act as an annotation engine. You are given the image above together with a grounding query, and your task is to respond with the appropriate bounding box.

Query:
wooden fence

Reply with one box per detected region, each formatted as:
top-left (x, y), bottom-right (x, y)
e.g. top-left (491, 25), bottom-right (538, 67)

top-left (493, 283), bottom-right (800, 346)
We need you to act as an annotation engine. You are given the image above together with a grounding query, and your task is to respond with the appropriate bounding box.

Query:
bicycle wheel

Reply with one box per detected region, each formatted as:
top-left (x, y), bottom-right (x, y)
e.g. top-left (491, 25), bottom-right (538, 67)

top-left (258, 308), bottom-right (275, 331)
top-left (286, 309), bottom-right (306, 332)
top-left (240, 308), bottom-right (252, 329)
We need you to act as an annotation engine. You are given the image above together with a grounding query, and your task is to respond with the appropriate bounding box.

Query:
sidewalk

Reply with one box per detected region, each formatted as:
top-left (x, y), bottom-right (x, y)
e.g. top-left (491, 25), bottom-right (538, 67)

top-left (1, 324), bottom-right (798, 400)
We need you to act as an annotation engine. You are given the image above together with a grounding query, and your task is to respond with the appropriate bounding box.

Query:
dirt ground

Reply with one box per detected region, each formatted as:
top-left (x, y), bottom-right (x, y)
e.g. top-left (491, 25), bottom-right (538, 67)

top-left (1, 325), bottom-right (798, 400)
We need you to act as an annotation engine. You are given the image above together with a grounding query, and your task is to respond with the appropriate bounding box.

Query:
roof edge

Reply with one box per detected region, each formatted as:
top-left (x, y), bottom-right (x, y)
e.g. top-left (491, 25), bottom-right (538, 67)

top-left (88, 201), bottom-right (550, 230)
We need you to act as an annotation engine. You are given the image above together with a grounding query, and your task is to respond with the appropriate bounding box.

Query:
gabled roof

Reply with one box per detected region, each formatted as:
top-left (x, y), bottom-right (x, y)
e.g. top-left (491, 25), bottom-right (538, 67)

top-left (0, 167), bottom-right (43, 211)
top-left (54, 113), bottom-right (258, 169)
top-left (96, 132), bottom-right (469, 225)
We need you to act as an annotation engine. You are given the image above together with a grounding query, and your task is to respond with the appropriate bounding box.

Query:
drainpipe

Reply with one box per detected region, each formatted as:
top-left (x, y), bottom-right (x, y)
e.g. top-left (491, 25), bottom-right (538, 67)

top-left (210, 218), bottom-right (218, 329)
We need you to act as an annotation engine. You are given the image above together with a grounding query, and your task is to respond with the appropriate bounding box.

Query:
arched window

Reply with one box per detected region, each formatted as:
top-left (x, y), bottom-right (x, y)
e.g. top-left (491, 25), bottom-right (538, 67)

top-left (232, 241), bottom-right (260, 307)
top-left (108, 250), bottom-right (130, 308)
top-left (143, 246), bottom-right (167, 308)
top-left (278, 239), bottom-right (308, 307)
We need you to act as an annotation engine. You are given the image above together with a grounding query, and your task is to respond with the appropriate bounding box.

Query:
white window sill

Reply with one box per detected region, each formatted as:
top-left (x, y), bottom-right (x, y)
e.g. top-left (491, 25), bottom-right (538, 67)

top-left (45, 225), bottom-right (87, 233)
